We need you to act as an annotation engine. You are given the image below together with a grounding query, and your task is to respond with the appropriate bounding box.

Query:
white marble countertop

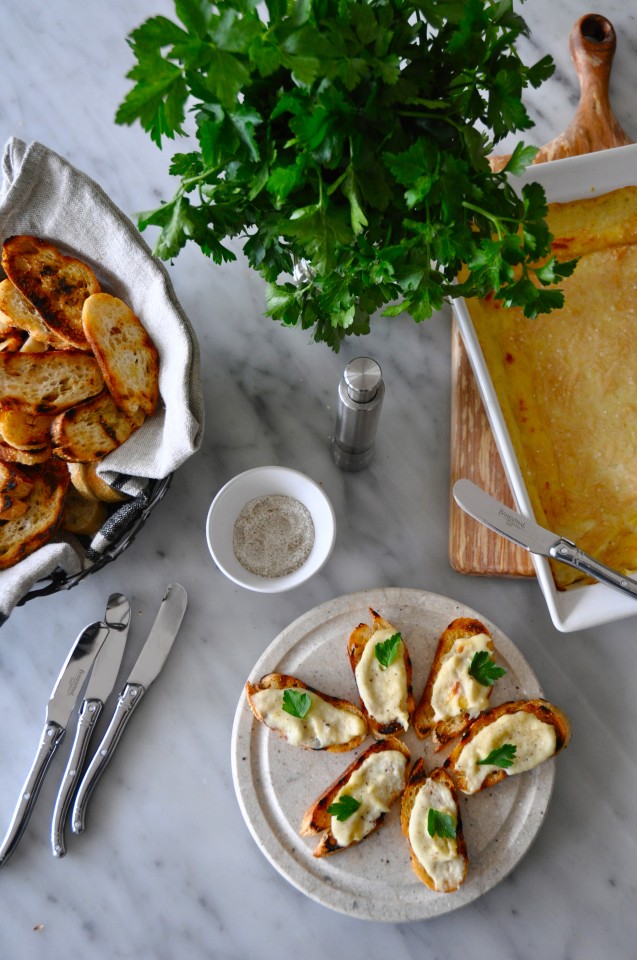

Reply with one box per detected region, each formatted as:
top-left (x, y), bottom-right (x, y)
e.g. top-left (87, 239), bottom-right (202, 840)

top-left (3, 1), bottom-right (637, 957)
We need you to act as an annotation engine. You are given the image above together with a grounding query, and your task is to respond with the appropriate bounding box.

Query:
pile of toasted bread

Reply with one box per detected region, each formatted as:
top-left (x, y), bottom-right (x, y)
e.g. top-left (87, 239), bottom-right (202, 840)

top-left (0, 235), bottom-right (159, 570)
top-left (246, 609), bottom-right (571, 895)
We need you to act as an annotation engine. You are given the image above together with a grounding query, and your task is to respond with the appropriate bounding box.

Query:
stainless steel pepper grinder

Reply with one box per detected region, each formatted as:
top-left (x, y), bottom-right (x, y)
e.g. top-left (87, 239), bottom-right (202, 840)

top-left (331, 357), bottom-right (385, 471)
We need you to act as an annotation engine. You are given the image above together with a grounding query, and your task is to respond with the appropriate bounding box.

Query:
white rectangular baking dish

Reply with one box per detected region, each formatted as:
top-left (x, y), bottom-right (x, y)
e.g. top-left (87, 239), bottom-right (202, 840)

top-left (453, 143), bottom-right (637, 632)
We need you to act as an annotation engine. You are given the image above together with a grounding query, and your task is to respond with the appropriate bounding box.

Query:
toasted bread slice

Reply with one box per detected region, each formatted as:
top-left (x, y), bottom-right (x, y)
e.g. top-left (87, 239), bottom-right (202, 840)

top-left (2, 236), bottom-right (99, 350)
top-left (445, 699), bottom-right (571, 795)
top-left (82, 293), bottom-right (159, 417)
top-left (0, 278), bottom-right (72, 349)
top-left (401, 761), bottom-right (468, 893)
top-left (245, 673), bottom-right (367, 752)
top-left (413, 617), bottom-right (500, 749)
top-left (0, 408), bottom-right (54, 451)
top-left (0, 350), bottom-right (103, 414)
top-left (347, 608), bottom-right (414, 738)
top-left (62, 485), bottom-right (107, 536)
top-left (67, 461), bottom-right (130, 503)
top-left (300, 737), bottom-right (410, 857)
top-left (51, 390), bottom-right (144, 462)
top-left (0, 460), bottom-right (70, 569)
top-left (0, 496), bottom-right (28, 521)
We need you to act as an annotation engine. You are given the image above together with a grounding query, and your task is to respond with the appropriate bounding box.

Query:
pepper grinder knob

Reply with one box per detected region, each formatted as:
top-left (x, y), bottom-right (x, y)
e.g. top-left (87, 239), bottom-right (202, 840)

top-left (331, 357), bottom-right (385, 471)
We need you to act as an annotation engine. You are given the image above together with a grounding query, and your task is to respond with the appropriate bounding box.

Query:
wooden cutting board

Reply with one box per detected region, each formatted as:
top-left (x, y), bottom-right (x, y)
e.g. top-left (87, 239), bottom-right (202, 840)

top-left (449, 13), bottom-right (633, 577)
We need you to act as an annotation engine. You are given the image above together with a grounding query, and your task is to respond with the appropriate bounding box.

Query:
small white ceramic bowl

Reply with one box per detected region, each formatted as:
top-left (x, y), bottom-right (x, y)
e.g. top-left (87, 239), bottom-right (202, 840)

top-left (206, 466), bottom-right (336, 593)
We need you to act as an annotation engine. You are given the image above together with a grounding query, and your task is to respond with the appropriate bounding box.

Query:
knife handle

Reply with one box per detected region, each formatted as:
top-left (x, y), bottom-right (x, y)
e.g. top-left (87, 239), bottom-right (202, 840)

top-left (71, 682), bottom-right (145, 835)
top-left (51, 698), bottom-right (104, 858)
top-left (551, 539), bottom-right (637, 598)
top-left (0, 721), bottom-right (65, 868)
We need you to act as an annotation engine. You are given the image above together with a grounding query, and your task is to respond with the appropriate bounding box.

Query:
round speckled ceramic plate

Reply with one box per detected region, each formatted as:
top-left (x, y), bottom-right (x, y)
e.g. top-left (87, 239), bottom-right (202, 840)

top-left (231, 588), bottom-right (555, 922)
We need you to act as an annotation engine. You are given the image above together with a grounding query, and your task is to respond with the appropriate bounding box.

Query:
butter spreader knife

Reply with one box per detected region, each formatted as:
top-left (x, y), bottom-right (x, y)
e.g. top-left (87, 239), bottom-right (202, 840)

top-left (71, 582), bottom-right (188, 835)
top-left (453, 478), bottom-right (637, 600)
top-left (0, 619), bottom-right (109, 867)
top-left (51, 593), bottom-right (131, 857)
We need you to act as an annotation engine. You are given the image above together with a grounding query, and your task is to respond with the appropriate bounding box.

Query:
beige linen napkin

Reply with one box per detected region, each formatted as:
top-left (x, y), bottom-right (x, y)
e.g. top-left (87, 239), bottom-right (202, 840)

top-left (0, 137), bottom-right (204, 620)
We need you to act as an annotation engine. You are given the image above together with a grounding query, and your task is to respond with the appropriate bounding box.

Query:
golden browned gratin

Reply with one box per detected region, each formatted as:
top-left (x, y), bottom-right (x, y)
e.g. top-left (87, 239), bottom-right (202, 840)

top-left (465, 185), bottom-right (637, 589)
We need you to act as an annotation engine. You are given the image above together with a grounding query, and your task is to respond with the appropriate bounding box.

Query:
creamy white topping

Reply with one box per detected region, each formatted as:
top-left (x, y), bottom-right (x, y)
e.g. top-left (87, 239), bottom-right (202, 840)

top-left (251, 687), bottom-right (366, 749)
top-left (354, 626), bottom-right (409, 729)
top-left (331, 750), bottom-right (408, 847)
top-left (430, 633), bottom-right (493, 722)
top-left (408, 779), bottom-right (466, 892)
top-left (454, 710), bottom-right (557, 793)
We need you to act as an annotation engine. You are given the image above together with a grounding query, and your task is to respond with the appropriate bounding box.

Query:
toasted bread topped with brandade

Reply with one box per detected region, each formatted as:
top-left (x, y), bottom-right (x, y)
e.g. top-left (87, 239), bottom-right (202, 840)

top-left (245, 673), bottom-right (367, 752)
top-left (300, 737), bottom-right (410, 857)
top-left (82, 293), bottom-right (159, 418)
top-left (414, 617), bottom-right (503, 749)
top-left (401, 761), bottom-right (468, 893)
top-left (347, 608), bottom-right (414, 738)
top-left (2, 236), bottom-right (100, 350)
top-left (445, 698), bottom-right (571, 795)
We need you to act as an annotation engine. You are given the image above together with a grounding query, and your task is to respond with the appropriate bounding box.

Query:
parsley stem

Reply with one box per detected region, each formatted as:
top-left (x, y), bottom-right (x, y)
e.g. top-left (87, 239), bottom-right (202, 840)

top-left (461, 201), bottom-right (518, 240)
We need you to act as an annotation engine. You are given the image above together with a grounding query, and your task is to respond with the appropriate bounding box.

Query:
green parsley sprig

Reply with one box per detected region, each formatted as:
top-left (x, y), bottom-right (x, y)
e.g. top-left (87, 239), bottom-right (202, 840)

top-left (374, 632), bottom-right (402, 670)
top-left (468, 650), bottom-right (507, 686)
top-left (327, 794), bottom-right (362, 821)
top-left (477, 743), bottom-right (517, 768)
top-left (281, 689), bottom-right (312, 718)
top-left (117, 0), bottom-right (577, 349)
top-left (427, 808), bottom-right (457, 840)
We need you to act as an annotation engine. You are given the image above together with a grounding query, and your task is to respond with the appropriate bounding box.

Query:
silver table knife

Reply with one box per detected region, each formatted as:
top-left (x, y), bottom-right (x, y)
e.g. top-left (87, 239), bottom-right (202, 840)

top-left (453, 478), bottom-right (637, 600)
top-left (0, 619), bottom-right (109, 868)
top-left (71, 582), bottom-right (188, 835)
top-left (51, 593), bottom-right (131, 857)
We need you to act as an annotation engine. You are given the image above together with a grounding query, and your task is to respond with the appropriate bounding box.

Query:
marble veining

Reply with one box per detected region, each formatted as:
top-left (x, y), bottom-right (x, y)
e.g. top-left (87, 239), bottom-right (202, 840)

top-left (3, 0), bottom-right (637, 958)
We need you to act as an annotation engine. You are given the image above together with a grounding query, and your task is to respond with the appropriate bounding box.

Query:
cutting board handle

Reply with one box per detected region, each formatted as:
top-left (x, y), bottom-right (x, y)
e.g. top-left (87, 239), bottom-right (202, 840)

top-left (491, 14), bottom-right (632, 171)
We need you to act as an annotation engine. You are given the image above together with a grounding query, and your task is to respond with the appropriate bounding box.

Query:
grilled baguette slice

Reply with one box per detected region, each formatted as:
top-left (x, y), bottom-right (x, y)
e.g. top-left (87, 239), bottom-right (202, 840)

top-left (62, 486), bottom-right (107, 536)
top-left (82, 293), bottom-right (159, 417)
top-left (0, 461), bottom-right (33, 520)
top-left (347, 608), bottom-right (414, 738)
top-left (413, 617), bottom-right (499, 749)
top-left (445, 698), bottom-right (571, 795)
top-left (0, 460), bottom-right (70, 569)
top-left (51, 390), bottom-right (144, 462)
top-left (401, 761), bottom-right (468, 893)
top-left (0, 350), bottom-right (103, 414)
top-left (0, 440), bottom-right (51, 465)
top-left (0, 278), bottom-right (72, 349)
top-left (2, 236), bottom-right (99, 349)
top-left (245, 673), bottom-right (367, 752)
top-left (300, 737), bottom-right (410, 857)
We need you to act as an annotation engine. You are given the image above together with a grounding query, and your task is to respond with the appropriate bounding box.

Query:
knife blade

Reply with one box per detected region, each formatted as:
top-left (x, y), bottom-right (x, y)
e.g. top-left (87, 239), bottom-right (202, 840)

top-left (453, 478), bottom-right (637, 600)
top-left (71, 583), bottom-right (188, 835)
top-left (51, 593), bottom-right (131, 857)
top-left (0, 619), bottom-right (109, 868)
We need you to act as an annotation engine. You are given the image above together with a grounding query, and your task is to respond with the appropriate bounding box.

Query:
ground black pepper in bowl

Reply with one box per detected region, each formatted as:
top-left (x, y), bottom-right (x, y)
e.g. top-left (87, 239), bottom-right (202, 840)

top-left (232, 494), bottom-right (315, 578)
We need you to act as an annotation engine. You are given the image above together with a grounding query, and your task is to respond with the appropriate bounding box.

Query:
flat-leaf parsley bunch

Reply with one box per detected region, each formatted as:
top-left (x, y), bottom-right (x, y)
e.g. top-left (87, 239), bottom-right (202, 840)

top-left (117, 0), bottom-right (576, 349)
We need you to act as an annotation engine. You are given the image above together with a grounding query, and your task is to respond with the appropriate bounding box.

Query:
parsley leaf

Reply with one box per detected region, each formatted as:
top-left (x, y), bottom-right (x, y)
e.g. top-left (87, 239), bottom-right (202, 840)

top-left (327, 794), bottom-right (362, 822)
top-left (468, 650), bottom-right (506, 687)
top-left (477, 743), bottom-right (517, 768)
top-left (281, 689), bottom-right (311, 719)
top-left (427, 808), bottom-right (457, 840)
top-left (375, 633), bottom-right (402, 670)
top-left (117, 0), bottom-right (573, 349)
